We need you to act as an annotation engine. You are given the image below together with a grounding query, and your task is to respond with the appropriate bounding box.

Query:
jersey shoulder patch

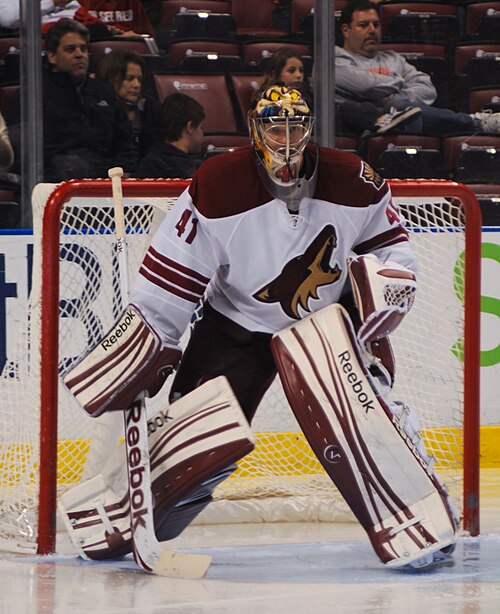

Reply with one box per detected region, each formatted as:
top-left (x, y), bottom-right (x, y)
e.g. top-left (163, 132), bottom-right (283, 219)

top-left (315, 148), bottom-right (388, 206)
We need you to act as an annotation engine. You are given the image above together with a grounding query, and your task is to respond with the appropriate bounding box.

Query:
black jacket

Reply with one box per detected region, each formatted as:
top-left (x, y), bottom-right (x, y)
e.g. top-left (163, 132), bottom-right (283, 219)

top-left (135, 141), bottom-right (202, 179)
top-left (41, 67), bottom-right (126, 159)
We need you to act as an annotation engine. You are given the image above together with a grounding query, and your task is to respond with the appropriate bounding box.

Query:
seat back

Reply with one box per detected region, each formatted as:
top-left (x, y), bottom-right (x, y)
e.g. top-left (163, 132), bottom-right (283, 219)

top-left (241, 40), bottom-right (311, 72)
top-left (0, 38), bottom-right (20, 60)
top-left (168, 40), bottom-right (240, 69)
top-left (160, 1), bottom-right (232, 32)
top-left (442, 134), bottom-right (500, 181)
top-left (465, 1), bottom-right (500, 36)
top-left (230, 74), bottom-right (262, 123)
top-left (89, 38), bottom-right (156, 71)
top-left (365, 134), bottom-right (443, 178)
top-left (0, 83), bottom-right (20, 117)
top-left (454, 43), bottom-right (500, 74)
top-left (468, 87), bottom-right (500, 113)
top-left (154, 73), bottom-right (239, 133)
top-left (170, 12), bottom-right (236, 40)
top-left (232, 0), bottom-right (287, 36)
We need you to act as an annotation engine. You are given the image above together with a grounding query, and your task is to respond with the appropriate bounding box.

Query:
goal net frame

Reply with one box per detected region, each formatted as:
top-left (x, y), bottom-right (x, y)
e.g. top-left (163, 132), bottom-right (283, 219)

top-left (4, 178), bottom-right (482, 555)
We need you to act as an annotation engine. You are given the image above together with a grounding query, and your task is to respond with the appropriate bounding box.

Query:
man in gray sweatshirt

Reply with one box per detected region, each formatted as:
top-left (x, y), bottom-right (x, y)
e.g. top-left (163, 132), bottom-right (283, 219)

top-left (335, 0), bottom-right (500, 135)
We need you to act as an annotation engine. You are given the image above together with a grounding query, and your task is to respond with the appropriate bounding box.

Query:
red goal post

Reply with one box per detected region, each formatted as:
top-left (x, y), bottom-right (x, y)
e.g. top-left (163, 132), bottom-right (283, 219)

top-left (1, 178), bottom-right (481, 555)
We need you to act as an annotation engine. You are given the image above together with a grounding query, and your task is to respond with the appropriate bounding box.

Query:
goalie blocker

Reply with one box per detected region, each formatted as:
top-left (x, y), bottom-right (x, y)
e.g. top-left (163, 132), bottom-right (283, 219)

top-left (64, 304), bottom-right (181, 417)
top-left (271, 304), bottom-right (458, 568)
top-left (59, 376), bottom-right (255, 560)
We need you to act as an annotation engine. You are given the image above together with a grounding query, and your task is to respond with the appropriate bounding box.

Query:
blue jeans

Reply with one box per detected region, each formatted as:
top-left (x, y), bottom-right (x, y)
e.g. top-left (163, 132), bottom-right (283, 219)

top-left (390, 103), bottom-right (479, 135)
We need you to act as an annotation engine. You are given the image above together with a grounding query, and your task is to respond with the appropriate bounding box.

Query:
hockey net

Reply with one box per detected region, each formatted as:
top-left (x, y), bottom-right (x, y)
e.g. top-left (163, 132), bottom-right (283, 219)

top-left (0, 178), bottom-right (481, 554)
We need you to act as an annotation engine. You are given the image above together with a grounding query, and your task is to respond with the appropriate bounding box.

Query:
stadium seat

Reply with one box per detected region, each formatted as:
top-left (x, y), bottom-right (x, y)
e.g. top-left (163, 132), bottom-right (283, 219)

top-left (180, 52), bottom-right (246, 73)
top-left (241, 40), bottom-right (311, 73)
top-left (0, 37), bottom-right (20, 59)
top-left (290, 0), bottom-right (345, 45)
top-left (159, 1), bottom-right (232, 34)
top-left (0, 200), bottom-right (20, 228)
top-left (202, 133), bottom-right (250, 157)
top-left (454, 43), bottom-right (500, 105)
top-left (168, 40), bottom-right (240, 69)
top-left (380, 1), bottom-right (461, 54)
top-left (454, 43), bottom-right (500, 78)
top-left (465, 1), bottom-right (500, 40)
top-left (442, 134), bottom-right (500, 181)
top-left (229, 74), bottom-right (262, 126)
top-left (379, 42), bottom-right (454, 106)
top-left (154, 73), bottom-right (239, 133)
top-left (169, 11), bottom-right (236, 41)
top-left (0, 83), bottom-right (19, 117)
top-left (334, 135), bottom-right (358, 152)
top-left (468, 87), bottom-right (500, 113)
top-left (364, 134), bottom-right (444, 179)
top-left (88, 38), bottom-right (159, 70)
top-left (466, 183), bottom-right (500, 224)
top-left (231, 0), bottom-right (288, 38)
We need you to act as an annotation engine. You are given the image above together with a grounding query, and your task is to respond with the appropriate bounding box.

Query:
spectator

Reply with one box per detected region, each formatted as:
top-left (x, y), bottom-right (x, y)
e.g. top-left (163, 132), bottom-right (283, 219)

top-left (136, 93), bottom-right (205, 179)
top-left (9, 19), bottom-right (127, 181)
top-left (255, 46), bottom-right (313, 106)
top-left (95, 49), bottom-right (162, 175)
top-left (79, 0), bottom-right (155, 37)
top-left (0, 112), bottom-right (14, 171)
top-left (0, 0), bottom-right (117, 39)
top-left (256, 46), bottom-right (420, 135)
top-left (336, 0), bottom-right (500, 135)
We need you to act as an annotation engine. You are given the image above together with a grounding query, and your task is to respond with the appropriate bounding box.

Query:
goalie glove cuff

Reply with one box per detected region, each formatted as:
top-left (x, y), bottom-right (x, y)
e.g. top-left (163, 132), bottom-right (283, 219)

top-left (349, 254), bottom-right (416, 345)
top-left (63, 304), bottom-right (181, 417)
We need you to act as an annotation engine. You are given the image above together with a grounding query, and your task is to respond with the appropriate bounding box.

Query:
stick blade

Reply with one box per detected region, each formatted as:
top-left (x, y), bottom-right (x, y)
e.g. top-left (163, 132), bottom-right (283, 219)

top-left (152, 549), bottom-right (212, 579)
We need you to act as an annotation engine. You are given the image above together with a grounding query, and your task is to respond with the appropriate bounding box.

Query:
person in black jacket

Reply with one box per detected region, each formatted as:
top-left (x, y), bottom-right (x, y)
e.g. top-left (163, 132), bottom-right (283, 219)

top-left (136, 92), bottom-right (205, 179)
top-left (95, 49), bottom-right (162, 176)
top-left (9, 19), bottom-right (127, 182)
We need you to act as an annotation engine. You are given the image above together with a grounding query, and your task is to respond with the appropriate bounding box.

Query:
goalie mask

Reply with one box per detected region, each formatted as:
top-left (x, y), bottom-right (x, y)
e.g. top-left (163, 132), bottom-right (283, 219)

top-left (249, 85), bottom-right (317, 211)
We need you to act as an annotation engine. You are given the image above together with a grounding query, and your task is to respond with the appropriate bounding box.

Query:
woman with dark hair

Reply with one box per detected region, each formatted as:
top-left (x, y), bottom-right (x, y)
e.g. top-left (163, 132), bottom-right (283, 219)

top-left (95, 48), bottom-right (161, 174)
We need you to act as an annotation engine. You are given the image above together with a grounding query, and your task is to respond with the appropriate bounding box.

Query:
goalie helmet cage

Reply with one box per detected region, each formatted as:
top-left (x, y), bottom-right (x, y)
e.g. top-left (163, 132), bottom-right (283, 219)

top-left (0, 178), bottom-right (480, 555)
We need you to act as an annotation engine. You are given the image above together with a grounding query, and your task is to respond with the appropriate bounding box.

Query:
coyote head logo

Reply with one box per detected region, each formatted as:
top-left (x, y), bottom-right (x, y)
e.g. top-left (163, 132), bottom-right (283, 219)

top-left (253, 225), bottom-right (341, 319)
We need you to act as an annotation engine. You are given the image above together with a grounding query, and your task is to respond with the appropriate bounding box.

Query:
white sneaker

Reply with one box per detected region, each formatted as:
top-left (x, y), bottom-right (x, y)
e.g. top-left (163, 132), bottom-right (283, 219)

top-left (374, 106), bottom-right (422, 134)
top-left (471, 110), bottom-right (500, 134)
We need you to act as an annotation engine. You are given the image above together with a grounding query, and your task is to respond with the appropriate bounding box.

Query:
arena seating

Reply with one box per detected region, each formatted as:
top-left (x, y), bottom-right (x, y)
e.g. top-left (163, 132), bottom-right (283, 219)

top-left (364, 134), bottom-right (445, 179)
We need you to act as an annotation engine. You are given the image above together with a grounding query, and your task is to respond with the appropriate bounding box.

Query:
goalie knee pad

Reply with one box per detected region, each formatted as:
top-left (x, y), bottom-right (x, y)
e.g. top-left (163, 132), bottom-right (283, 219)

top-left (59, 377), bottom-right (254, 560)
top-left (63, 304), bottom-right (182, 417)
top-left (272, 304), bottom-right (458, 568)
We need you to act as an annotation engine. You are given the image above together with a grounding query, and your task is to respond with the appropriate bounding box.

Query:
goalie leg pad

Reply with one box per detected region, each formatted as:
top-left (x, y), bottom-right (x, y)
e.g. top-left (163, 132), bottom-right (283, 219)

top-left (271, 304), bottom-right (457, 568)
top-left (63, 304), bottom-right (181, 417)
top-left (58, 376), bottom-right (255, 560)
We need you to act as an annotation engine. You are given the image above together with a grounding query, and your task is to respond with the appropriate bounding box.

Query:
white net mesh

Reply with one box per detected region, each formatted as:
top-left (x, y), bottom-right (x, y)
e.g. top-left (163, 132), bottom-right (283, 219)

top-left (0, 181), bottom-right (476, 552)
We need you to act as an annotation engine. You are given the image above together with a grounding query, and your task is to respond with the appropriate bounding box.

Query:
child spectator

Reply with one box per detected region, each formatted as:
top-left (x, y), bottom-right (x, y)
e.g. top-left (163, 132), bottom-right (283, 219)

top-left (136, 93), bottom-right (205, 179)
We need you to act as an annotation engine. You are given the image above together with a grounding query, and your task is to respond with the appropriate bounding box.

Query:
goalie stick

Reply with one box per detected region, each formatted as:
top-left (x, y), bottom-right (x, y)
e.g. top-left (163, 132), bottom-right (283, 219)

top-left (108, 167), bottom-right (211, 578)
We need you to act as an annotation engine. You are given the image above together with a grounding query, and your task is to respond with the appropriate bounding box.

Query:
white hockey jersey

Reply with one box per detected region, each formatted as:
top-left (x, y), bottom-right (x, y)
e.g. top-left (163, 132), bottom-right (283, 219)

top-left (131, 145), bottom-right (417, 346)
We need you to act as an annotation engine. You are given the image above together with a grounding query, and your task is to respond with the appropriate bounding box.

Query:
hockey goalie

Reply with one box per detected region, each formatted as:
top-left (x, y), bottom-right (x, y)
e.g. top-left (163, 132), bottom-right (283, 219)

top-left (62, 85), bottom-right (458, 571)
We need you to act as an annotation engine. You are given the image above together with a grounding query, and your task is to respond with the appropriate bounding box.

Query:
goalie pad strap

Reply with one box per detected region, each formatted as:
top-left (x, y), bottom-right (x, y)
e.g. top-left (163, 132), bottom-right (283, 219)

top-left (272, 304), bottom-right (457, 567)
top-left (63, 304), bottom-right (181, 417)
top-left (59, 376), bottom-right (255, 560)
